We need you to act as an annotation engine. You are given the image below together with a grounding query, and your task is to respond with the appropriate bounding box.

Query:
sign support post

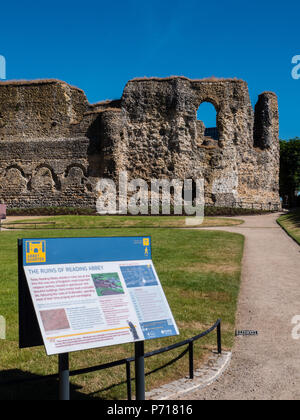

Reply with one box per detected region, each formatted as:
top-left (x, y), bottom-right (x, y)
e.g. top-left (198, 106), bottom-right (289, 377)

top-left (135, 341), bottom-right (145, 401)
top-left (59, 353), bottom-right (70, 401)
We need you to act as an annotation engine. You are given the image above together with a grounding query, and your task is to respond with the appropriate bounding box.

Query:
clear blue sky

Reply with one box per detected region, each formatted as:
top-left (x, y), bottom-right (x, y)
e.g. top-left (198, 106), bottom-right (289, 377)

top-left (1, 0), bottom-right (299, 139)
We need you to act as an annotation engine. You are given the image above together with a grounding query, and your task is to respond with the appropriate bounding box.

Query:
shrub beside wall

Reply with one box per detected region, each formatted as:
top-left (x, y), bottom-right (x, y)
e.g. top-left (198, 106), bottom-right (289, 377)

top-left (6, 206), bottom-right (271, 217)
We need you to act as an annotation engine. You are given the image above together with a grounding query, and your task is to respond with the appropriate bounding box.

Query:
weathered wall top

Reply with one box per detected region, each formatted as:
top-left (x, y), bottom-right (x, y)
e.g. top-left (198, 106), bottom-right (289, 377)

top-left (0, 79), bottom-right (89, 140)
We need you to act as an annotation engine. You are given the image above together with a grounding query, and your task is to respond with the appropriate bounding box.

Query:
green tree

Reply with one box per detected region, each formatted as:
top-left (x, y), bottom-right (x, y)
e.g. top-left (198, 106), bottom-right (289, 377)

top-left (280, 138), bottom-right (300, 207)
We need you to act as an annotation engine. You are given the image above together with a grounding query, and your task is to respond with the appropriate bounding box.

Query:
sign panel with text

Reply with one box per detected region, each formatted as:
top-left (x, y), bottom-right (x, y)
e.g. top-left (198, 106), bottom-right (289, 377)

top-left (19, 237), bottom-right (179, 355)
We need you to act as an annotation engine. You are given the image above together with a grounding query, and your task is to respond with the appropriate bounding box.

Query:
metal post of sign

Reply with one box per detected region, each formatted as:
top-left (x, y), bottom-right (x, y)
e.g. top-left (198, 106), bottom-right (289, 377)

top-left (217, 321), bottom-right (222, 354)
top-left (189, 341), bottom-right (194, 379)
top-left (135, 341), bottom-right (145, 400)
top-left (59, 353), bottom-right (70, 400)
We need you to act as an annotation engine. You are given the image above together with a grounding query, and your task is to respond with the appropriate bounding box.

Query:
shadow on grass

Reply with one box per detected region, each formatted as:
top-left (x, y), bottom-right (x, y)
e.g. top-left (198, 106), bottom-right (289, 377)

top-left (0, 369), bottom-right (101, 400)
top-left (283, 208), bottom-right (300, 228)
top-left (0, 342), bottom-right (192, 400)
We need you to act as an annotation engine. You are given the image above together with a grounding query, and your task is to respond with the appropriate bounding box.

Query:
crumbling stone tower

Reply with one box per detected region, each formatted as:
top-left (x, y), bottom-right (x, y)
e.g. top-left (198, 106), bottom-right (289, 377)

top-left (0, 76), bottom-right (280, 210)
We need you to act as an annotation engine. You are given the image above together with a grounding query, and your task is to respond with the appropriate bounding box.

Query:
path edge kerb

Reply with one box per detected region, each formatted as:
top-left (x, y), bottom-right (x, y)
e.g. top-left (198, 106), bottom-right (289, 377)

top-left (276, 218), bottom-right (300, 247)
top-left (146, 351), bottom-right (232, 400)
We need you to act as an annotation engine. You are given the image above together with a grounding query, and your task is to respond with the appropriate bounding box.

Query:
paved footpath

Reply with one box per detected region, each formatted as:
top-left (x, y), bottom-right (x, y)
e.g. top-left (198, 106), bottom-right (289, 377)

top-left (176, 213), bottom-right (300, 400)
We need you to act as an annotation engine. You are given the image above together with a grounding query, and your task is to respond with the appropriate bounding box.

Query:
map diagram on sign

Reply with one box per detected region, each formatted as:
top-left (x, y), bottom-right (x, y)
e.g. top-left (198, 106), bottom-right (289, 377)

top-left (120, 265), bottom-right (158, 288)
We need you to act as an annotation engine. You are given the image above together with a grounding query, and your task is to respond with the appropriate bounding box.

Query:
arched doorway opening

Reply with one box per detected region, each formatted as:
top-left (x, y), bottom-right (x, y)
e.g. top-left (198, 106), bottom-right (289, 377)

top-left (196, 101), bottom-right (219, 142)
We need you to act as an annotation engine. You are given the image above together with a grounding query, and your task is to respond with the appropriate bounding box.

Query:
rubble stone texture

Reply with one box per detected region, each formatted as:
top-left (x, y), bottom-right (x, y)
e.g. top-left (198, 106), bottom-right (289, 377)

top-left (0, 77), bottom-right (281, 209)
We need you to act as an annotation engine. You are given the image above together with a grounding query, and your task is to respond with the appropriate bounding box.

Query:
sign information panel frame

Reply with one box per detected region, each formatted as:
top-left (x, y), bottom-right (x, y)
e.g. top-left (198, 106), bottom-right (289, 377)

top-left (19, 236), bottom-right (179, 356)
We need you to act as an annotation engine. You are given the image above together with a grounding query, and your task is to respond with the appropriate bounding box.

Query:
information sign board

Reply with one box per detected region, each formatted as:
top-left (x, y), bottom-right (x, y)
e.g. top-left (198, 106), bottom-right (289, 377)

top-left (19, 236), bottom-right (179, 355)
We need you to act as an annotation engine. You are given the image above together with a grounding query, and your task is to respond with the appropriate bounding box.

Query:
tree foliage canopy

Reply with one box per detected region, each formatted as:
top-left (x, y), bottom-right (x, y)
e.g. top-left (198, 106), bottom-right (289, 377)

top-left (280, 138), bottom-right (300, 205)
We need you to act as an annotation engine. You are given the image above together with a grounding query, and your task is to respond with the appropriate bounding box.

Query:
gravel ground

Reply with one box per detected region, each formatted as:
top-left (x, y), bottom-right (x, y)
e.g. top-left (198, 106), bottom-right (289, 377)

top-left (0, 216), bottom-right (51, 231)
top-left (176, 213), bottom-right (300, 400)
top-left (1, 215), bottom-right (50, 224)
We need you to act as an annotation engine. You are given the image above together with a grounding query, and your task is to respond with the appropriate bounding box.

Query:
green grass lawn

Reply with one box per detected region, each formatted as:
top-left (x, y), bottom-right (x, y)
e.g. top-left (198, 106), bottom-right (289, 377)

top-left (0, 217), bottom-right (244, 400)
top-left (277, 209), bottom-right (300, 245)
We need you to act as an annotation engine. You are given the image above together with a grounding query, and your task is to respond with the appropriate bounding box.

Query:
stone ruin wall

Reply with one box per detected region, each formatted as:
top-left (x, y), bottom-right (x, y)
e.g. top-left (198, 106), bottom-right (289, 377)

top-left (0, 77), bottom-right (281, 210)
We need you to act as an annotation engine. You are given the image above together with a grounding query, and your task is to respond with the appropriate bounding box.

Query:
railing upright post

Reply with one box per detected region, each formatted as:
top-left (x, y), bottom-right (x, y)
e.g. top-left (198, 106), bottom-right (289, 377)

top-left (189, 341), bottom-right (194, 379)
top-left (217, 321), bottom-right (222, 354)
top-left (126, 360), bottom-right (132, 401)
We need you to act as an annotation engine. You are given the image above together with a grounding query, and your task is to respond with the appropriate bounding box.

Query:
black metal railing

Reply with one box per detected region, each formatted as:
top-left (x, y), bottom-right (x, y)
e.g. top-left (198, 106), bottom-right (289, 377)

top-left (204, 127), bottom-right (219, 141)
top-left (0, 319), bottom-right (222, 400)
top-left (1, 221), bottom-right (56, 230)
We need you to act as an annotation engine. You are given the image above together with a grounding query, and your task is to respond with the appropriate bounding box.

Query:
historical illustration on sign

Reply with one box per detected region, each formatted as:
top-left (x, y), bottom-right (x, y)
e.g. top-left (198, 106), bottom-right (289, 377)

top-left (40, 309), bottom-right (70, 333)
top-left (91, 273), bottom-right (124, 296)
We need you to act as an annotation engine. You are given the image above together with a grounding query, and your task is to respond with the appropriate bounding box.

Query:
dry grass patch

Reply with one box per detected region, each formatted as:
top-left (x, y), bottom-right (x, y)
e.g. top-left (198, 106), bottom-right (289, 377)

top-left (3, 215), bottom-right (243, 230)
top-left (177, 320), bottom-right (233, 334)
top-left (178, 289), bottom-right (231, 303)
top-left (179, 262), bottom-right (240, 275)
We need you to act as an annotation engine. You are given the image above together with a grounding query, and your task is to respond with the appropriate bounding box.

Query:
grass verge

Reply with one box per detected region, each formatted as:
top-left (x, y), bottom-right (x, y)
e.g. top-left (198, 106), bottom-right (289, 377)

top-left (277, 209), bottom-right (300, 245)
top-left (0, 219), bottom-right (244, 400)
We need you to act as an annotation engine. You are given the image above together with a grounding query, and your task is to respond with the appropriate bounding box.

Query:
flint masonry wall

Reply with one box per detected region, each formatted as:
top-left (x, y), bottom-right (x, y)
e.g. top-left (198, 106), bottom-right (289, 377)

top-left (0, 77), bottom-right (281, 209)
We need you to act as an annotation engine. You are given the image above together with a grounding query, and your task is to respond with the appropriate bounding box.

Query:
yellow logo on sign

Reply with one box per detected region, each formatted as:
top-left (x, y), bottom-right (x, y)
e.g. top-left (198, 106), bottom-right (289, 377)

top-left (26, 240), bottom-right (46, 264)
top-left (143, 238), bottom-right (149, 246)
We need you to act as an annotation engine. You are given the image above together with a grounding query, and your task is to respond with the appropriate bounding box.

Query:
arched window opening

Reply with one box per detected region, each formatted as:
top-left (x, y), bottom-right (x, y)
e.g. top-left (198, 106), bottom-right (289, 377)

top-left (196, 102), bottom-right (219, 141)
